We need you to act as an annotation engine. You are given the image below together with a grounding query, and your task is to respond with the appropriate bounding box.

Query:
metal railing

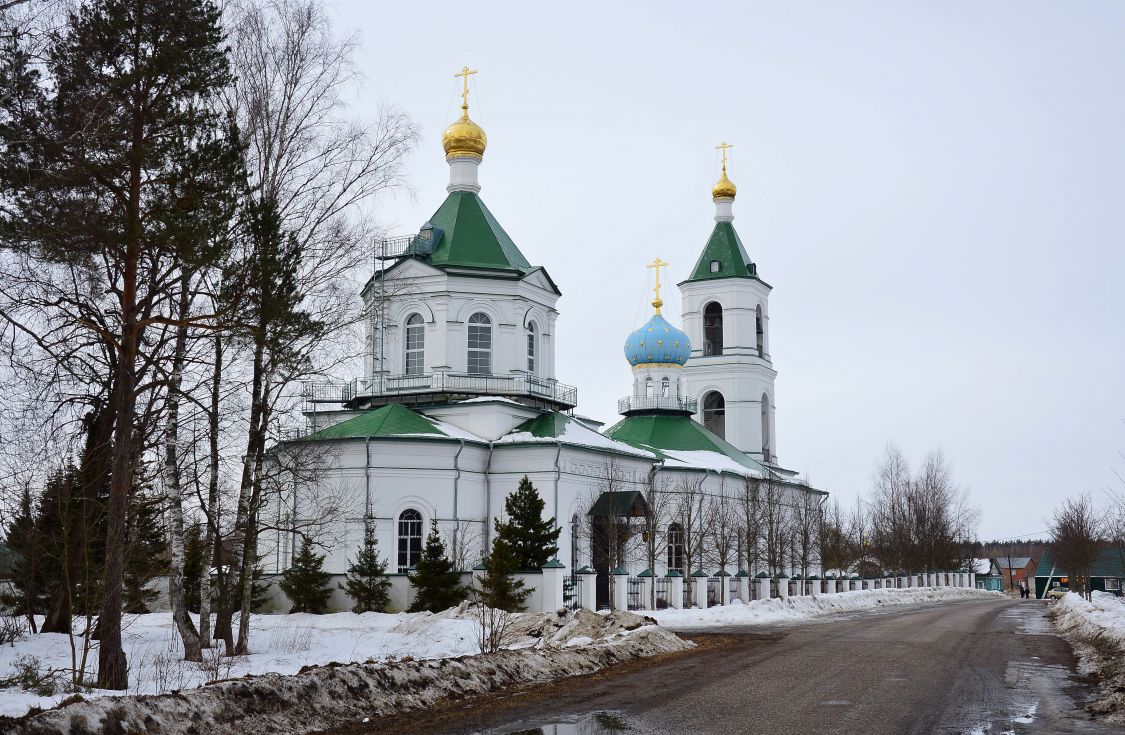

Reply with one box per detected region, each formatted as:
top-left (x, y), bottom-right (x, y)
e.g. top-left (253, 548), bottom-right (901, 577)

top-left (627, 577), bottom-right (642, 611)
top-left (617, 395), bottom-right (698, 414)
top-left (303, 372), bottom-right (579, 408)
top-left (654, 578), bottom-right (670, 609)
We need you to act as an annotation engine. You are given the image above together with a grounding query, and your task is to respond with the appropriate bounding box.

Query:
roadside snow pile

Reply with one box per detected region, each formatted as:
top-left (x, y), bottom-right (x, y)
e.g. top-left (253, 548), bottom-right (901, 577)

top-left (0, 608), bottom-right (689, 735)
top-left (648, 586), bottom-right (1003, 630)
top-left (1050, 591), bottom-right (1125, 724)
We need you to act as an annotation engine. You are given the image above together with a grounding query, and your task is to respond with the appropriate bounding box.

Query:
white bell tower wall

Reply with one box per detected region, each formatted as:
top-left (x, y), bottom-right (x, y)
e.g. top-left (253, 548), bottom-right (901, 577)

top-left (679, 277), bottom-right (777, 462)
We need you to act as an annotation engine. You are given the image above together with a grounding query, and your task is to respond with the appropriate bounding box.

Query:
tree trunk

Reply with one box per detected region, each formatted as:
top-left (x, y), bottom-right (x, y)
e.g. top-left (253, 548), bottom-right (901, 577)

top-left (235, 352), bottom-right (270, 655)
top-left (164, 273), bottom-right (201, 662)
top-left (199, 332), bottom-right (222, 648)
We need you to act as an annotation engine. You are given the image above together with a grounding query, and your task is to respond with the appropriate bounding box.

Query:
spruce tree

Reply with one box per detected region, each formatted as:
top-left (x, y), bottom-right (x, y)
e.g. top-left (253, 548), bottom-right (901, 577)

top-left (494, 476), bottom-right (562, 570)
top-left (475, 531), bottom-right (530, 613)
top-left (280, 539), bottom-right (332, 614)
top-left (340, 525), bottom-right (392, 613)
top-left (408, 520), bottom-right (468, 613)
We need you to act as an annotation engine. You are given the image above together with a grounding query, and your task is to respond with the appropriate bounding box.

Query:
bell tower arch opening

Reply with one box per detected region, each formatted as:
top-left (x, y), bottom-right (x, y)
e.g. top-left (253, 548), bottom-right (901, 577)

top-left (702, 391), bottom-right (726, 439)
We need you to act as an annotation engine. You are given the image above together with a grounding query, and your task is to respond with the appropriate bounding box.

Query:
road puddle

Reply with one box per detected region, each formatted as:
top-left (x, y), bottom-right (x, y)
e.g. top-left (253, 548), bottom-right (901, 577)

top-left (468, 710), bottom-right (632, 734)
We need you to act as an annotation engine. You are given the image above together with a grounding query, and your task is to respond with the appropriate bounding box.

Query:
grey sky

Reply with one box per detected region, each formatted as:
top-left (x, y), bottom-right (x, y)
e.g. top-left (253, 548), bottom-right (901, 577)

top-left (327, 1), bottom-right (1125, 540)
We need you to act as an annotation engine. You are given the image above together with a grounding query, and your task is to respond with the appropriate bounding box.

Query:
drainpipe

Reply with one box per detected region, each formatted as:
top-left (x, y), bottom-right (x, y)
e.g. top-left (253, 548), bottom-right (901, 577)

top-left (484, 442), bottom-right (495, 547)
top-left (364, 436), bottom-right (372, 519)
top-left (553, 440), bottom-right (563, 531)
top-left (453, 438), bottom-right (465, 521)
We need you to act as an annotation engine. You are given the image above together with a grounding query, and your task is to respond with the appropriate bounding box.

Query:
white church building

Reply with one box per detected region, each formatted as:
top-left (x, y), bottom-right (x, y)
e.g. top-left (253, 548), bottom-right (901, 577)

top-left (264, 73), bottom-right (827, 611)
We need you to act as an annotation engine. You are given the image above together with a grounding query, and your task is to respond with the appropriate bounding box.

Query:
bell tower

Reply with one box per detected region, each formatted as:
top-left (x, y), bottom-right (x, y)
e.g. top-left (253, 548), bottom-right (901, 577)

top-left (678, 144), bottom-right (778, 463)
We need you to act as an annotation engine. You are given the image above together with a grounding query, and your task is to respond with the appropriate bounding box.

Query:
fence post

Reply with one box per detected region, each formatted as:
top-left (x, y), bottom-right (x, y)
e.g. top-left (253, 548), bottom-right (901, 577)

top-left (716, 570), bottom-right (730, 605)
top-left (691, 570), bottom-right (708, 607)
top-left (638, 568), bottom-right (654, 610)
top-left (755, 572), bottom-right (770, 601)
top-left (792, 574), bottom-right (804, 597)
top-left (578, 566), bottom-right (597, 611)
top-left (809, 575), bottom-right (821, 596)
top-left (612, 567), bottom-right (629, 611)
top-left (541, 559), bottom-right (565, 612)
top-left (970, 572), bottom-right (976, 588)
top-left (667, 570), bottom-right (684, 609)
top-left (777, 573), bottom-right (790, 599)
top-left (734, 570), bottom-right (749, 602)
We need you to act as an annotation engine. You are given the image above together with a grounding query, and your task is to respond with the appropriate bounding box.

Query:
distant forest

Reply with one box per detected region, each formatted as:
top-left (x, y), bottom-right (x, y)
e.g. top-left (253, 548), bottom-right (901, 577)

top-left (965, 540), bottom-right (1049, 562)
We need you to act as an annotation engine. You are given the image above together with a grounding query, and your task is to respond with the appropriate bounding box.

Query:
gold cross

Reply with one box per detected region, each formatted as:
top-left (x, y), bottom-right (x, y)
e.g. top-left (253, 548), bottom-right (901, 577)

top-left (647, 257), bottom-right (670, 315)
top-left (716, 141), bottom-right (734, 170)
top-left (454, 65), bottom-right (478, 112)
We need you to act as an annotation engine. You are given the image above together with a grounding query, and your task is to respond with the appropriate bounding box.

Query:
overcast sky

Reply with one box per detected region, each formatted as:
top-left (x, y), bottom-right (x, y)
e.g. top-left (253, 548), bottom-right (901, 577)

top-left (326, 1), bottom-right (1125, 540)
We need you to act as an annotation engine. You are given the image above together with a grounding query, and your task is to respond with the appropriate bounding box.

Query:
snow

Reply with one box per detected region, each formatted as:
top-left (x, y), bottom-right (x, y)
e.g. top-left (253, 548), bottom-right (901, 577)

top-left (647, 586), bottom-right (1004, 630)
top-left (0, 608), bottom-right (483, 716)
top-left (456, 396), bottom-right (526, 405)
top-left (659, 448), bottom-right (764, 477)
top-left (1053, 591), bottom-right (1125, 646)
top-left (497, 417), bottom-right (654, 458)
top-left (3, 609), bottom-right (690, 735)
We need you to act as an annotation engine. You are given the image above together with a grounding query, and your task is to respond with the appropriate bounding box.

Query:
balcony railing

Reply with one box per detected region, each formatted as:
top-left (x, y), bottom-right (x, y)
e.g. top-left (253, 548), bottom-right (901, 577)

top-left (618, 395), bottom-right (698, 415)
top-left (305, 372), bottom-right (578, 409)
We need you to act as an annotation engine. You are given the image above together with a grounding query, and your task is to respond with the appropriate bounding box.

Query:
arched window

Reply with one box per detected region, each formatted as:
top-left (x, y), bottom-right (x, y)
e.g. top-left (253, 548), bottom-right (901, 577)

top-left (397, 509), bottom-right (423, 573)
top-left (661, 376), bottom-right (670, 397)
top-left (467, 313), bottom-right (492, 375)
top-left (703, 302), bottom-right (723, 356)
top-left (404, 313), bottom-right (424, 376)
top-left (526, 321), bottom-right (537, 375)
top-left (761, 393), bottom-right (771, 462)
top-left (703, 391), bottom-right (726, 439)
top-left (756, 305), bottom-right (765, 358)
top-left (667, 523), bottom-right (684, 572)
top-left (645, 377), bottom-right (654, 398)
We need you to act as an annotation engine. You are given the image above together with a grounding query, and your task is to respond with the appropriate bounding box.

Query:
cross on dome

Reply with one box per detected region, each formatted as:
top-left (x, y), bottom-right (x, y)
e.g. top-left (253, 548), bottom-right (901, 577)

top-left (647, 257), bottom-right (669, 315)
top-left (454, 65), bottom-right (478, 113)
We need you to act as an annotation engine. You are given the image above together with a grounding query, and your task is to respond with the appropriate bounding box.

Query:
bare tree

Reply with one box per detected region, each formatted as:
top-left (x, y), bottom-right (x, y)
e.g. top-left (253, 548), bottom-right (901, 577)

top-left (674, 473), bottom-right (708, 596)
top-left (737, 475), bottom-right (763, 574)
top-left (704, 480), bottom-right (740, 576)
top-left (759, 473), bottom-right (791, 577)
top-left (444, 519), bottom-right (485, 572)
top-left (791, 488), bottom-right (823, 579)
top-left (639, 471), bottom-right (675, 608)
top-left (1049, 494), bottom-right (1105, 600)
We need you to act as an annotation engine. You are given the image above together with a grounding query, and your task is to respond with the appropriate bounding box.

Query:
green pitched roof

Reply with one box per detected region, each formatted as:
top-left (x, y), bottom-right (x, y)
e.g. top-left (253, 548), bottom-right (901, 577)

top-left (1036, 548), bottom-right (1125, 579)
top-left (684, 221), bottom-right (760, 283)
top-left (512, 412), bottom-right (571, 439)
top-left (601, 413), bottom-right (768, 475)
top-left (304, 404), bottom-right (448, 440)
top-left (407, 191), bottom-right (532, 274)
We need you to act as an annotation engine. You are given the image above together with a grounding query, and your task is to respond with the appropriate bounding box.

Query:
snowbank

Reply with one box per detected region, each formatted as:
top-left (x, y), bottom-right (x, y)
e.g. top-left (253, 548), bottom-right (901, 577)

top-left (1050, 591), bottom-right (1125, 724)
top-left (647, 586), bottom-right (1004, 630)
top-left (0, 608), bottom-right (689, 733)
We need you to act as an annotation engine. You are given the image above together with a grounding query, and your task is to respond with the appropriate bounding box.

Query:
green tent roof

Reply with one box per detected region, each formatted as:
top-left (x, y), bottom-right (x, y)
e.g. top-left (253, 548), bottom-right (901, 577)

top-left (602, 413), bottom-right (767, 475)
top-left (406, 191), bottom-right (533, 274)
top-left (683, 221), bottom-right (762, 283)
top-left (303, 404), bottom-right (449, 440)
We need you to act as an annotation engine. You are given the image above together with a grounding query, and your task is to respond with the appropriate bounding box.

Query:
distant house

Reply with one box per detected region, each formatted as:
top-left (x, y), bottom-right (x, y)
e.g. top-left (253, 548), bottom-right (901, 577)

top-left (993, 556), bottom-right (1036, 591)
top-left (1034, 548), bottom-right (1125, 599)
top-left (973, 558), bottom-right (1002, 591)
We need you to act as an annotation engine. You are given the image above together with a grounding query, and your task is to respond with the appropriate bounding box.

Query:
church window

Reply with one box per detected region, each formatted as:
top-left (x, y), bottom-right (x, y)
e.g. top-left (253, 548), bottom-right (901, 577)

top-left (703, 391), bottom-right (726, 439)
top-left (667, 523), bottom-right (684, 572)
top-left (467, 313), bottom-right (492, 375)
top-left (761, 393), bottom-right (771, 462)
top-left (756, 305), bottom-right (765, 358)
top-left (404, 314), bottom-right (424, 376)
top-left (661, 377), bottom-right (670, 397)
top-left (397, 508), bottom-right (423, 573)
top-left (645, 377), bottom-right (654, 398)
top-left (703, 302), bottom-right (723, 356)
top-left (527, 321), bottom-right (537, 375)
top-left (710, 260), bottom-right (722, 273)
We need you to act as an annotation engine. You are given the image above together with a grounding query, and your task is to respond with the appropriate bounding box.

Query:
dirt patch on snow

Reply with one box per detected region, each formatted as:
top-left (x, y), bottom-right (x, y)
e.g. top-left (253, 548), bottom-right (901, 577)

top-left (0, 609), bottom-right (689, 735)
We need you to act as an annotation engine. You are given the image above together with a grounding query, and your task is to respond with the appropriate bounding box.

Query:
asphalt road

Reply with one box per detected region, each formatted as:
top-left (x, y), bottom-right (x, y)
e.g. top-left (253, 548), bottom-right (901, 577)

top-left (384, 598), bottom-right (1123, 735)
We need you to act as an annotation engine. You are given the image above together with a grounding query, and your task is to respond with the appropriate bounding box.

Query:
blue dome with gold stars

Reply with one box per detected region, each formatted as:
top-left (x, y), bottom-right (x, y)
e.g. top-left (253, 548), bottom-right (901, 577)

top-left (624, 314), bottom-right (691, 367)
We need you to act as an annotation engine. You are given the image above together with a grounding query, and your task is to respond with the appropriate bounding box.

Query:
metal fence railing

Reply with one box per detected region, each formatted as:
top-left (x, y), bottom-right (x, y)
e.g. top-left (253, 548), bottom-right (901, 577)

top-left (707, 578), bottom-right (721, 607)
top-left (654, 578), bottom-right (670, 609)
top-left (627, 577), bottom-right (642, 611)
top-left (563, 575), bottom-right (580, 611)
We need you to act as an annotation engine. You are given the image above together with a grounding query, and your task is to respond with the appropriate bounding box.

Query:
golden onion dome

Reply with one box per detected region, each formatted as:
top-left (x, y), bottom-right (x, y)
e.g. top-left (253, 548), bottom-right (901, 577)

top-left (442, 109), bottom-right (487, 159)
top-left (712, 166), bottom-right (737, 199)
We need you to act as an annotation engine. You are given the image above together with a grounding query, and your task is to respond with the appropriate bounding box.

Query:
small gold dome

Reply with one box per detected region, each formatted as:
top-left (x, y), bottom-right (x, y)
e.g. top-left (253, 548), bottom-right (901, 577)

top-left (442, 109), bottom-right (487, 159)
top-left (712, 167), bottom-right (737, 199)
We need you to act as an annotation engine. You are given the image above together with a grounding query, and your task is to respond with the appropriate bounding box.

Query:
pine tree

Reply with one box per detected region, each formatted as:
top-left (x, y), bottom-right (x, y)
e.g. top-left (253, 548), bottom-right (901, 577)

top-left (475, 531), bottom-right (530, 613)
top-left (280, 539), bottom-right (332, 614)
top-left (340, 525), bottom-right (392, 613)
top-left (494, 476), bottom-right (562, 570)
top-left (408, 520), bottom-right (468, 613)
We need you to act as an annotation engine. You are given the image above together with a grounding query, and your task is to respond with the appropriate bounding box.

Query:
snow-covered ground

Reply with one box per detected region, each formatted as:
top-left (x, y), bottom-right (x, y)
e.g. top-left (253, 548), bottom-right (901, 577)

top-left (647, 586), bottom-right (1004, 630)
top-left (1052, 590), bottom-right (1125, 646)
top-left (0, 605), bottom-right (543, 717)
